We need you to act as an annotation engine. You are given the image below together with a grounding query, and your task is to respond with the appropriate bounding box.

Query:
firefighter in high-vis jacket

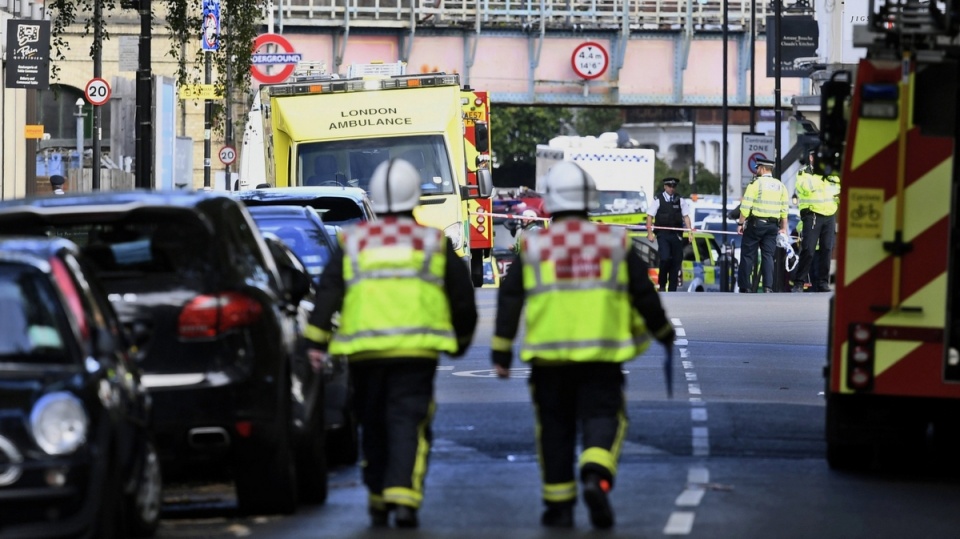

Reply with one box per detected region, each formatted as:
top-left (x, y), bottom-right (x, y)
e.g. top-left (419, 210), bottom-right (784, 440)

top-left (305, 158), bottom-right (478, 529)
top-left (490, 161), bottom-right (675, 530)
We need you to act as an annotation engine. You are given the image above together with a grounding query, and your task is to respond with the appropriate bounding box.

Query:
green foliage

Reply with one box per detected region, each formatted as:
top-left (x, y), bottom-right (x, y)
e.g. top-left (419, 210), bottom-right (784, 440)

top-left (570, 107), bottom-right (624, 138)
top-left (47, 0), bottom-right (265, 130)
top-left (491, 106), bottom-right (572, 186)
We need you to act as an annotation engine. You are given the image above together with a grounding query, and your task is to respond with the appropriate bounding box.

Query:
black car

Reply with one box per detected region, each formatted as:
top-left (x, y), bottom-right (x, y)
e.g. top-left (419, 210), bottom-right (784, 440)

top-left (235, 186), bottom-right (377, 226)
top-left (247, 205), bottom-right (359, 466)
top-left (0, 191), bottom-right (327, 515)
top-left (0, 236), bottom-right (162, 538)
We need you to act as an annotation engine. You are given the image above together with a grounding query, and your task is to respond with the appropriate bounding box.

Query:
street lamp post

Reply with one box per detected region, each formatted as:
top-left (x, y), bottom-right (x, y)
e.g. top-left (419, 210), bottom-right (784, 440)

top-left (74, 98), bottom-right (85, 177)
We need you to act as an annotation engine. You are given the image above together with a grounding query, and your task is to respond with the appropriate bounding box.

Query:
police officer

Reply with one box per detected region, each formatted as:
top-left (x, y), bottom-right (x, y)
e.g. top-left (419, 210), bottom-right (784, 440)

top-left (646, 177), bottom-right (693, 292)
top-left (491, 161), bottom-right (675, 530)
top-left (737, 157), bottom-right (789, 293)
top-left (49, 175), bottom-right (66, 195)
top-left (305, 158), bottom-right (478, 529)
top-left (792, 150), bottom-right (838, 293)
top-left (511, 209), bottom-right (543, 254)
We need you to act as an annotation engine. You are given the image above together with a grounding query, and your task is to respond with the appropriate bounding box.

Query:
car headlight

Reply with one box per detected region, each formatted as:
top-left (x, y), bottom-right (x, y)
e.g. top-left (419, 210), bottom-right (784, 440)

top-left (30, 392), bottom-right (88, 455)
top-left (443, 223), bottom-right (464, 252)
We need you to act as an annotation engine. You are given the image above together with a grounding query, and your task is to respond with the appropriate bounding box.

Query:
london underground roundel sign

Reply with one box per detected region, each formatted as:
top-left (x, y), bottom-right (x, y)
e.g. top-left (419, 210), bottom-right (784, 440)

top-left (571, 42), bottom-right (609, 80)
top-left (251, 33), bottom-right (302, 85)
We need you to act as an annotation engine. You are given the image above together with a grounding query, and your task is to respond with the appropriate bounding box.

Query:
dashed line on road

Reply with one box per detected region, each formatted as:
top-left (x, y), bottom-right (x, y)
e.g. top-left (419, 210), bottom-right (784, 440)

top-left (665, 320), bottom-right (710, 535)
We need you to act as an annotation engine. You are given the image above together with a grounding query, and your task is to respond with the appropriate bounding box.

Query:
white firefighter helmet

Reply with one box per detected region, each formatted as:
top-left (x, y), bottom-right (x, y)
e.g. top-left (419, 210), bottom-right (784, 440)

top-left (369, 158), bottom-right (422, 214)
top-left (542, 161), bottom-right (598, 214)
top-left (521, 209), bottom-right (539, 227)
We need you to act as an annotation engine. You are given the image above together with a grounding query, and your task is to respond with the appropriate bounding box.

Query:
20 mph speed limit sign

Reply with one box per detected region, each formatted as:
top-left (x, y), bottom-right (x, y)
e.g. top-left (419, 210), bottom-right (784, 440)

top-left (218, 145), bottom-right (237, 166)
top-left (84, 78), bottom-right (111, 106)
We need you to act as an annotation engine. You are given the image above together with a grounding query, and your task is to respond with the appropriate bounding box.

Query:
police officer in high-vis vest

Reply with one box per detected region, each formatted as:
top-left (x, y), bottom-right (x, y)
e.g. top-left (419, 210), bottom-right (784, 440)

top-left (736, 157), bottom-right (789, 292)
top-left (491, 161), bottom-right (675, 530)
top-left (305, 158), bottom-right (477, 529)
top-left (792, 149), bottom-right (839, 292)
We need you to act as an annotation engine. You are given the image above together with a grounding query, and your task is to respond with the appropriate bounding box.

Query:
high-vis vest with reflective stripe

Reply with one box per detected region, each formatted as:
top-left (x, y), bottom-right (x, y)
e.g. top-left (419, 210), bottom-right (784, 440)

top-left (519, 219), bottom-right (650, 363)
top-left (330, 217), bottom-right (457, 357)
top-left (796, 170), bottom-right (839, 216)
top-left (740, 175), bottom-right (789, 220)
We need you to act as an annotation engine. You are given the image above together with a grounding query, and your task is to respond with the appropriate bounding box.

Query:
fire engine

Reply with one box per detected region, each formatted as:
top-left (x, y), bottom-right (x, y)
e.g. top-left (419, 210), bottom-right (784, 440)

top-left (821, 0), bottom-right (960, 468)
top-left (250, 61), bottom-right (493, 286)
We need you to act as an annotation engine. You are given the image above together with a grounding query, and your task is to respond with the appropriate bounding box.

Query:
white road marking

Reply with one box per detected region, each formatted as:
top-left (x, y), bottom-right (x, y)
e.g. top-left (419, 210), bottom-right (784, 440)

top-left (688, 397), bottom-right (702, 404)
top-left (437, 366), bottom-right (454, 371)
top-left (682, 360), bottom-right (694, 369)
top-left (687, 384), bottom-right (701, 395)
top-left (675, 338), bottom-right (689, 346)
top-left (671, 318), bottom-right (682, 326)
top-left (691, 407), bottom-right (708, 422)
top-left (675, 488), bottom-right (706, 507)
top-left (687, 468), bottom-right (709, 484)
top-left (664, 511), bottom-right (696, 535)
top-left (680, 348), bottom-right (690, 358)
top-left (675, 327), bottom-right (686, 337)
top-left (692, 427), bottom-right (710, 456)
top-left (684, 372), bottom-right (698, 381)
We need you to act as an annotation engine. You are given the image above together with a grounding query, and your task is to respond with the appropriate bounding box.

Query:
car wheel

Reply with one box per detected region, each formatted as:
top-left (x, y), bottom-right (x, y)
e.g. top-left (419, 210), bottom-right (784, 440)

top-left (235, 391), bottom-right (299, 515)
top-left (297, 410), bottom-right (329, 505)
top-left (126, 439), bottom-right (162, 537)
top-left (471, 255), bottom-right (484, 288)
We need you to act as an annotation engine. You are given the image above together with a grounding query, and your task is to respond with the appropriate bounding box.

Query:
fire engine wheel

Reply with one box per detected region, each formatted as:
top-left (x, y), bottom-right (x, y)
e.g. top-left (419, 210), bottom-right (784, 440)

top-left (825, 396), bottom-right (872, 471)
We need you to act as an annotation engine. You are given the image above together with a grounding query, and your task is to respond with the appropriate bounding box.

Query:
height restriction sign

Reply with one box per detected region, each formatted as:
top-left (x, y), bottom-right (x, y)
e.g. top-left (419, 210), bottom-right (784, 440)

top-left (571, 42), bottom-right (609, 80)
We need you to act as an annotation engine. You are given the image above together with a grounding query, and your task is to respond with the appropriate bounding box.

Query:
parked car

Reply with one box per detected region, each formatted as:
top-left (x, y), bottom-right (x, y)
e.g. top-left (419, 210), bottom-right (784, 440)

top-left (633, 231), bottom-right (736, 292)
top-left (247, 205), bottom-right (359, 466)
top-left (0, 191), bottom-right (327, 515)
top-left (246, 205), bottom-right (337, 285)
top-left (236, 186), bottom-right (377, 226)
top-left (0, 236), bottom-right (162, 538)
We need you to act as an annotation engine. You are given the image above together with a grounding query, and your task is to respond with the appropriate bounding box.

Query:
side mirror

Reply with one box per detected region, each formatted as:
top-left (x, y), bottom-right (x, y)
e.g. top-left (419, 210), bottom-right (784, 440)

top-left (474, 122), bottom-right (489, 153)
top-left (476, 168), bottom-right (493, 198)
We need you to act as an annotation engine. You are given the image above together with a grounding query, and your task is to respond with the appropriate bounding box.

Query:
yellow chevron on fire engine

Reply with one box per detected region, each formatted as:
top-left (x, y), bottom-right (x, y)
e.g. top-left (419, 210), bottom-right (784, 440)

top-left (902, 158), bottom-right (951, 240)
top-left (877, 273), bottom-right (947, 329)
top-left (872, 340), bottom-right (921, 379)
top-left (849, 67), bottom-right (914, 172)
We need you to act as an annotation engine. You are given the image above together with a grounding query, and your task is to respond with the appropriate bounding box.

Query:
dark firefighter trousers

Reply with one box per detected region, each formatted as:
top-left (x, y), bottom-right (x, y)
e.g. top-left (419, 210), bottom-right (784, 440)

top-left (794, 210), bottom-right (836, 288)
top-left (529, 362), bottom-right (627, 506)
top-left (351, 358), bottom-right (436, 510)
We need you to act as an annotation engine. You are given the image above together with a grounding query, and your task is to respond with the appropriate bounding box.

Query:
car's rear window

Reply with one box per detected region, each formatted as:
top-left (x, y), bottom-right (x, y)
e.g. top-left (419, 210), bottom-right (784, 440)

top-left (52, 220), bottom-right (214, 291)
top-left (251, 216), bottom-right (334, 281)
top-left (0, 264), bottom-right (71, 364)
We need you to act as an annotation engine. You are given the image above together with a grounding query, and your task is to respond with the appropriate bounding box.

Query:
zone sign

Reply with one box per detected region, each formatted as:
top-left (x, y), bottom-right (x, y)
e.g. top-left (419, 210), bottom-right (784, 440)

top-left (85, 78), bottom-right (111, 106)
top-left (218, 145), bottom-right (237, 166)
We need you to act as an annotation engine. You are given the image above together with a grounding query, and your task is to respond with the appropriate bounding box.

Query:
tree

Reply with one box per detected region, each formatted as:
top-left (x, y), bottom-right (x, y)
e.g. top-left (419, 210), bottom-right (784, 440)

top-left (570, 107), bottom-right (624, 137)
top-left (48, 0), bottom-right (265, 127)
top-left (491, 106), bottom-right (571, 187)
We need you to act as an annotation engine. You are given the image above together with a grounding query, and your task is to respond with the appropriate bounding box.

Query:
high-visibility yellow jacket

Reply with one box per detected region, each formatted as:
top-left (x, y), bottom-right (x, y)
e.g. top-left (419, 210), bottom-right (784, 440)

top-left (314, 217), bottom-right (459, 360)
top-left (796, 169), bottom-right (839, 216)
top-left (740, 175), bottom-right (789, 221)
top-left (515, 219), bottom-right (650, 363)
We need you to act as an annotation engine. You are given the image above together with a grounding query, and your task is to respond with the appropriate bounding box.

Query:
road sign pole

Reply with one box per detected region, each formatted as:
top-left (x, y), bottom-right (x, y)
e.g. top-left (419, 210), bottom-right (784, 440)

top-left (136, 0), bottom-right (153, 189)
top-left (204, 50), bottom-right (212, 188)
top-left (93, 0), bottom-right (102, 191)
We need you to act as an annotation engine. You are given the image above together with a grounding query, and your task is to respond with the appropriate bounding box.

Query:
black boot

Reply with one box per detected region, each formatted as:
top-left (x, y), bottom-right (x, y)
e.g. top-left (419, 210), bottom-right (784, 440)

top-left (394, 505), bottom-right (419, 528)
top-left (582, 474), bottom-right (614, 529)
top-left (540, 501), bottom-right (574, 528)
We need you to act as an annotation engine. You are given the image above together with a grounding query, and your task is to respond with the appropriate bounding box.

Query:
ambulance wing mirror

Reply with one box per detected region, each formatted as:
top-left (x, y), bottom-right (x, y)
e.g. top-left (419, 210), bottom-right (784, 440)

top-left (474, 122), bottom-right (489, 153)
top-left (818, 70), bottom-right (852, 176)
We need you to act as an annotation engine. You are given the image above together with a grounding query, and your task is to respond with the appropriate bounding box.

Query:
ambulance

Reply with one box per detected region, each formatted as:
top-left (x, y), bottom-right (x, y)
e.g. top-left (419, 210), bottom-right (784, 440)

top-left (254, 62), bottom-right (493, 285)
top-left (822, 2), bottom-right (960, 469)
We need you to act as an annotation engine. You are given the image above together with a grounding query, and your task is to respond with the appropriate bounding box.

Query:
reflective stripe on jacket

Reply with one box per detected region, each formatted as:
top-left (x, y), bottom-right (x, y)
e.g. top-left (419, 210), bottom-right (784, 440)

top-left (331, 217), bottom-right (457, 357)
top-left (796, 170), bottom-right (839, 216)
top-left (519, 219), bottom-right (650, 363)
